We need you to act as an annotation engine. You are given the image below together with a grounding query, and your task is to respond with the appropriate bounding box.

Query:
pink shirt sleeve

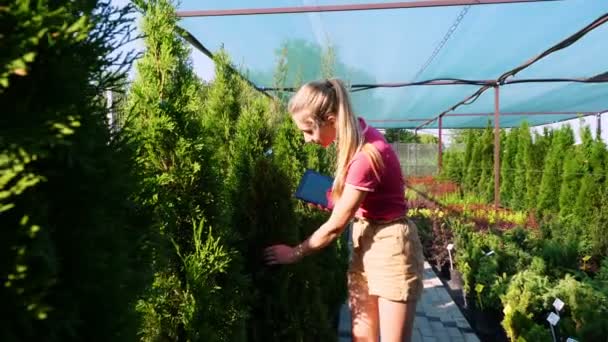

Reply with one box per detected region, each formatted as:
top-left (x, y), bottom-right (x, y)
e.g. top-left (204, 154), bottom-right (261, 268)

top-left (345, 152), bottom-right (380, 192)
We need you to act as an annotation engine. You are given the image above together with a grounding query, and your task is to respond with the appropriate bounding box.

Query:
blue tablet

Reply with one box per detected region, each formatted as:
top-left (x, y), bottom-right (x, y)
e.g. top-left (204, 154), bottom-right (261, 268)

top-left (294, 169), bottom-right (334, 208)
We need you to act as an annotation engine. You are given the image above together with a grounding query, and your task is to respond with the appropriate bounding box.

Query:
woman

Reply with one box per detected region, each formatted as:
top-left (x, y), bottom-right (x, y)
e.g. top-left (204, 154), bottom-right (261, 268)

top-left (264, 78), bottom-right (424, 342)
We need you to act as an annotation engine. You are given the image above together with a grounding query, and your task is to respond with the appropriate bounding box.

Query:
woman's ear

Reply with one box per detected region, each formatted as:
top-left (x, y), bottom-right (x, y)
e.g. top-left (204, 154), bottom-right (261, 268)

top-left (324, 113), bottom-right (337, 127)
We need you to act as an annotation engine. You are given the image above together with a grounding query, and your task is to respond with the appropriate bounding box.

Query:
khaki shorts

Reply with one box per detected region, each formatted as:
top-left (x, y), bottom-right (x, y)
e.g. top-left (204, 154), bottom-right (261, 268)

top-left (348, 217), bottom-right (424, 302)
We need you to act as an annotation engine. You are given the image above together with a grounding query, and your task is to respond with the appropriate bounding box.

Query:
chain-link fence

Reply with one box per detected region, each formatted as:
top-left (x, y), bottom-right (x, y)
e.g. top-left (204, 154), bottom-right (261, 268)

top-left (390, 143), bottom-right (465, 177)
top-left (391, 143), bottom-right (438, 177)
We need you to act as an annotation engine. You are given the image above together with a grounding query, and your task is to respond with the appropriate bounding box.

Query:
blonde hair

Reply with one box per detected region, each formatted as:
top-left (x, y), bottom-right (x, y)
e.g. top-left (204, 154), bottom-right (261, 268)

top-left (288, 79), bottom-right (384, 201)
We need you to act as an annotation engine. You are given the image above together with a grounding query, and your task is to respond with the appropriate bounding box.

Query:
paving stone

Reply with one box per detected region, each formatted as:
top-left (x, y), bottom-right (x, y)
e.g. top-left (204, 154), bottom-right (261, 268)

top-left (433, 330), bottom-right (451, 342)
top-left (412, 328), bottom-right (423, 342)
top-left (416, 316), bottom-right (434, 337)
top-left (337, 260), bottom-right (480, 341)
top-left (447, 327), bottom-right (462, 338)
top-left (464, 332), bottom-right (481, 342)
top-left (451, 335), bottom-right (465, 342)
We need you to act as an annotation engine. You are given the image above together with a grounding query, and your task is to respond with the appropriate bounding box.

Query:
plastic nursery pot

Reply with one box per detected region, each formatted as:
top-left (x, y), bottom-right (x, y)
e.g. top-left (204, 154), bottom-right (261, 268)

top-left (448, 269), bottom-right (464, 291)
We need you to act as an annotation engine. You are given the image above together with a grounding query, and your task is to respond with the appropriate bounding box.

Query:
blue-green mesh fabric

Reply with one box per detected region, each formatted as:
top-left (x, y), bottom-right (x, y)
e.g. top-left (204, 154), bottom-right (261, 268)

top-left (179, 0), bottom-right (608, 128)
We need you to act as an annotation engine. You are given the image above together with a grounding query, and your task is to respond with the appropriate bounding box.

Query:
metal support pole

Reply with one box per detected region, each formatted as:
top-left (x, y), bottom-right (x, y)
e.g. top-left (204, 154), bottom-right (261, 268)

top-left (494, 86), bottom-right (501, 209)
top-left (176, 0), bottom-right (560, 17)
top-left (438, 116), bottom-right (443, 174)
top-left (597, 113), bottom-right (602, 139)
top-left (106, 90), bottom-right (114, 131)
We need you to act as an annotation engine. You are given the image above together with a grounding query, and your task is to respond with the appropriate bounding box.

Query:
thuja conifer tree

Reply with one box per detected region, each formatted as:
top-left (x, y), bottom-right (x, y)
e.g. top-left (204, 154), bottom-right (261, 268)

top-left (537, 125), bottom-right (574, 216)
top-left (203, 51), bottom-right (242, 179)
top-left (125, 1), bottom-right (247, 340)
top-left (500, 127), bottom-right (519, 207)
top-left (0, 1), bottom-right (153, 340)
top-left (512, 122), bottom-right (532, 210)
top-left (526, 128), bottom-right (553, 210)
top-left (442, 150), bottom-right (464, 184)
top-left (463, 130), bottom-right (478, 180)
top-left (227, 92), bottom-right (339, 341)
top-left (559, 144), bottom-right (582, 221)
top-left (256, 45), bottom-right (348, 340)
top-left (574, 126), bottom-right (604, 220)
top-left (477, 125), bottom-right (495, 202)
top-left (465, 130), bottom-right (483, 192)
top-left (574, 126), bottom-right (606, 255)
top-left (207, 41), bottom-right (347, 340)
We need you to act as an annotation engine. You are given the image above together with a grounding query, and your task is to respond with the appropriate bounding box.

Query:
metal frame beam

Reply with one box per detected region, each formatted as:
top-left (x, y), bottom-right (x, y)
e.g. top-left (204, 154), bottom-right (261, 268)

top-left (415, 12), bottom-right (608, 131)
top-left (367, 111), bottom-right (601, 123)
top-left (493, 86), bottom-right (501, 209)
top-left (438, 116), bottom-right (443, 173)
top-left (260, 75), bottom-right (608, 92)
top-left (176, 0), bottom-right (559, 17)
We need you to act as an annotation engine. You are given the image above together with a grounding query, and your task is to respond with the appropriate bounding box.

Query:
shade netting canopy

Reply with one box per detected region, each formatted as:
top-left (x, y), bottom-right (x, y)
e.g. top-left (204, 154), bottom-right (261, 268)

top-left (177, 0), bottom-right (608, 128)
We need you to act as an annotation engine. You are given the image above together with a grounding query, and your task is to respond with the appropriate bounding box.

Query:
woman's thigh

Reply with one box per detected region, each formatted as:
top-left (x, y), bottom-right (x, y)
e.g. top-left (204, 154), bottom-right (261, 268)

top-left (378, 297), bottom-right (418, 342)
top-left (348, 271), bottom-right (379, 342)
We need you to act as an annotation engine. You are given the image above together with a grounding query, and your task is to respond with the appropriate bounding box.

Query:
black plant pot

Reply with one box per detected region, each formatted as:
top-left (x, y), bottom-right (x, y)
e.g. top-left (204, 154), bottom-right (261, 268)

top-left (447, 269), bottom-right (463, 291)
top-left (473, 309), bottom-right (496, 336)
top-left (439, 263), bottom-right (451, 279)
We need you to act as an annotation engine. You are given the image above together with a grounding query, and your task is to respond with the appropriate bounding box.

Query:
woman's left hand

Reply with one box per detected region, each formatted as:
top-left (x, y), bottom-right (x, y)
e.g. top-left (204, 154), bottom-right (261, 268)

top-left (264, 244), bottom-right (299, 265)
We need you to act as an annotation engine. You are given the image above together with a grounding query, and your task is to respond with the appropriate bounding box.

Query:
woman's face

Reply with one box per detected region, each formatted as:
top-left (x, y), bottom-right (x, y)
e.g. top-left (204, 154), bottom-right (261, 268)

top-left (292, 111), bottom-right (336, 148)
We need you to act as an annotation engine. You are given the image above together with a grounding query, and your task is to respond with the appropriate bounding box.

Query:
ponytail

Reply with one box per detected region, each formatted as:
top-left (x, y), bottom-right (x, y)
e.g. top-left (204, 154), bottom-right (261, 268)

top-left (327, 79), bottom-right (383, 201)
top-left (288, 78), bottom-right (384, 202)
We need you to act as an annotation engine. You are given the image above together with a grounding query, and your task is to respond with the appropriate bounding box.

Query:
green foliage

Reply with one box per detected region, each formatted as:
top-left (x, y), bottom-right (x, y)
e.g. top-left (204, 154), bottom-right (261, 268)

top-left (500, 128), bottom-right (518, 207)
top-left (124, 1), bottom-right (247, 340)
top-left (383, 129), bottom-right (418, 143)
top-left (441, 150), bottom-right (465, 184)
top-left (207, 31), bottom-right (347, 341)
top-left (1, 1), bottom-right (153, 340)
top-left (537, 125), bottom-right (574, 216)
top-left (559, 145), bottom-right (582, 221)
top-left (511, 123), bottom-right (531, 210)
top-left (526, 128), bottom-right (552, 209)
top-left (501, 270), bottom-right (552, 342)
top-left (202, 50), bottom-right (242, 177)
top-left (545, 275), bottom-right (608, 341)
top-left (477, 125), bottom-right (495, 202)
top-left (464, 130), bottom-right (483, 192)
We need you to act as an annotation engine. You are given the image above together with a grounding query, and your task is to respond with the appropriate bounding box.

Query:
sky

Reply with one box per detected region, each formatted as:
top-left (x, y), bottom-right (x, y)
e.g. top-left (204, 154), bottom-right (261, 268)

top-left (112, 0), bottom-right (607, 145)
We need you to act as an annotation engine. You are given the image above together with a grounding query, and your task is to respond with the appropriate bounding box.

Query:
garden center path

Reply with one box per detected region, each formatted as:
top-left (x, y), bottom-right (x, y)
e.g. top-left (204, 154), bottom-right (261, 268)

top-left (337, 261), bottom-right (480, 342)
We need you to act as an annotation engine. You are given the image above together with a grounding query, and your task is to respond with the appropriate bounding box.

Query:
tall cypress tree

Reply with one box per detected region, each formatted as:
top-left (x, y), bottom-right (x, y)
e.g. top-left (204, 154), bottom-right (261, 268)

top-left (512, 122), bottom-right (532, 210)
top-left (500, 127), bottom-right (519, 207)
top-left (537, 126), bottom-right (574, 216)
top-left (559, 145), bottom-right (582, 221)
top-left (526, 128), bottom-right (553, 210)
top-left (478, 125), bottom-right (495, 202)
top-left (1, 1), bottom-right (153, 340)
top-left (465, 130), bottom-right (483, 193)
top-left (125, 1), bottom-right (247, 340)
top-left (574, 127), bottom-right (606, 254)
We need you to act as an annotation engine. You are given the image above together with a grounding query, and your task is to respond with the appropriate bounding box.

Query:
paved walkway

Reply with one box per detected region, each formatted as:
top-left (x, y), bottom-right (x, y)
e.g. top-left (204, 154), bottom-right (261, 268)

top-left (338, 261), bottom-right (479, 342)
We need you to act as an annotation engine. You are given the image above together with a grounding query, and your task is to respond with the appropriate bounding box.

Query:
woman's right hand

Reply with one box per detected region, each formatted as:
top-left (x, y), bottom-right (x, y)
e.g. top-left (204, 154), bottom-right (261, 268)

top-left (308, 203), bottom-right (331, 212)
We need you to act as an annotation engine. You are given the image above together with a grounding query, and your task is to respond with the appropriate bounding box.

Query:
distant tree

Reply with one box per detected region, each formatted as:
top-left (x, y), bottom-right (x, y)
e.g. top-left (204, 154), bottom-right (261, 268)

top-left (537, 126), bottom-right (574, 216)
top-left (500, 128), bottom-right (519, 207)
top-left (384, 128), bottom-right (419, 143)
top-left (512, 122), bottom-right (532, 210)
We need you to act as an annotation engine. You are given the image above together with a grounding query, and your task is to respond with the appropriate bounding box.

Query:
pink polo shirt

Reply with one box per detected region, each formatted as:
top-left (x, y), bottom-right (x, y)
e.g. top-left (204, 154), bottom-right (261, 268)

top-left (345, 118), bottom-right (406, 221)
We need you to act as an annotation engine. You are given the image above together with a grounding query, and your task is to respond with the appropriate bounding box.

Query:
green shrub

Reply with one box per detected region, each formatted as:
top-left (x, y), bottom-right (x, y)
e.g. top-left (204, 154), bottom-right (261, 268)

top-left (124, 1), bottom-right (248, 340)
top-left (501, 270), bottom-right (552, 342)
top-left (544, 275), bottom-right (608, 341)
top-left (0, 1), bottom-right (154, 340)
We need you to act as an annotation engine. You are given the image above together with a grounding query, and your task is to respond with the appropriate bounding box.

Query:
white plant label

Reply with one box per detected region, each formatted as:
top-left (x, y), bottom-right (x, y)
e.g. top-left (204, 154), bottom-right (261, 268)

top-left (547, 312), bottom-right (560, 326)
top-left (566, 338), bottom-right (578, 342)
top-left (484, 250), bottom-right (495, 256)
top-left (553, 298), bottom-right (565, 312)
